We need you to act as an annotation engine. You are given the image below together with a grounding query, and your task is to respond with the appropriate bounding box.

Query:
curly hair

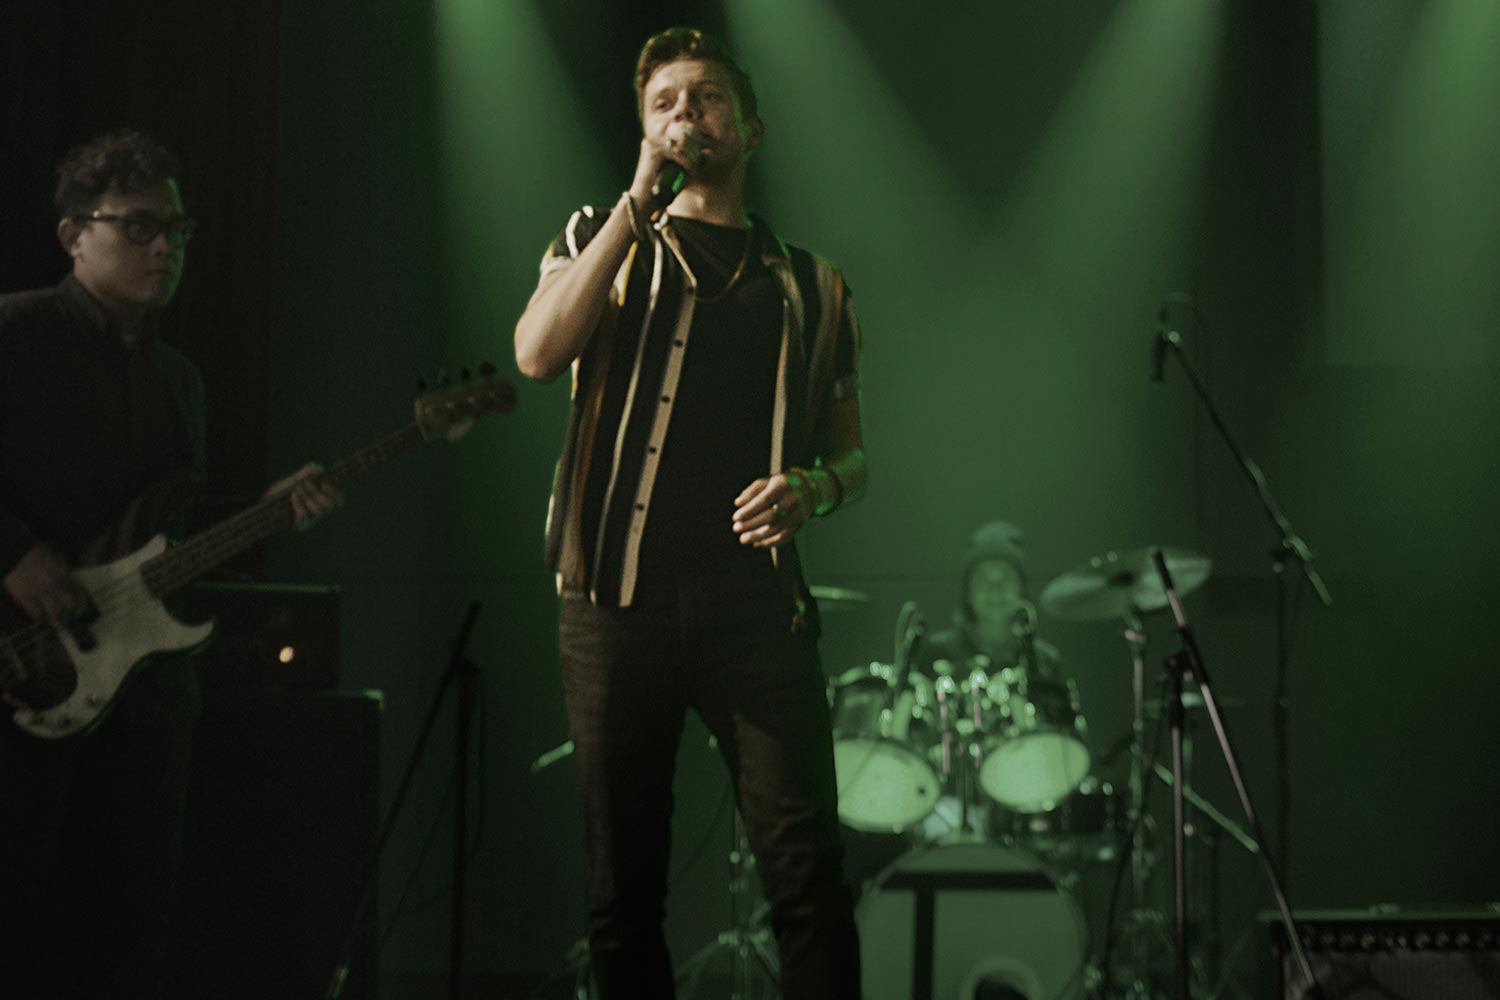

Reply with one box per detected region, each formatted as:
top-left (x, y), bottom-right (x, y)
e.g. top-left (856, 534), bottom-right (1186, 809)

top-left (53, 129), bottom-right (182, 218)
top-left (634, 27), bottom-right (758, 122)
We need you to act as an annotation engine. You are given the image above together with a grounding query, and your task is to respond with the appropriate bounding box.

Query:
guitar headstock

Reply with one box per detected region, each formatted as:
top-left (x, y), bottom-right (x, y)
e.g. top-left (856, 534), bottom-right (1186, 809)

top-left (414, 363), bottom-right (517, 442)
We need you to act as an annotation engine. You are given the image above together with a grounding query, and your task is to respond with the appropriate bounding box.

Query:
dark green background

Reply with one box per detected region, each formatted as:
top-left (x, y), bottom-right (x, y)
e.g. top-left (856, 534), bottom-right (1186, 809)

top-left (6, 1), bottom-right (1498, 995)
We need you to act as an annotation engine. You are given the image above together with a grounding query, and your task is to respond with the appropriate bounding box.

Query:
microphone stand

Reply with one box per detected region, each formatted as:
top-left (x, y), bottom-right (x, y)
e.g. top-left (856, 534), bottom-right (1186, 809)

top-left (1149, 550), bottom-right (1316, 999)
top-left (1155, 306), bottom-right (1332, 880)
top-left (325, 602), bottom-right (483, 1000)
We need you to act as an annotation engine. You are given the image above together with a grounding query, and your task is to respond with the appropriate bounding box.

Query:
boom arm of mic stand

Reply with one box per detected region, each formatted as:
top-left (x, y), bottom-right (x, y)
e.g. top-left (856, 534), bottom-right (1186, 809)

top-left (1156, 322), bottom-right (1332, 609)
top-left (1151, 550), bottom-right (1319, 996)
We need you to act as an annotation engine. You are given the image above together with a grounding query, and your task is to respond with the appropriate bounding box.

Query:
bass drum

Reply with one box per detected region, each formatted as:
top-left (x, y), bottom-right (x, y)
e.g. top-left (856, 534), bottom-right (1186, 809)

top-left (857, 840), bottom-right (1088, 1000)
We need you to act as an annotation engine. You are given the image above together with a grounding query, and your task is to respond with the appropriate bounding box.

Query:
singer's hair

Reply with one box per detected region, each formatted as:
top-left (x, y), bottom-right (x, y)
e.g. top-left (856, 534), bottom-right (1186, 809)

top-left (54, 129), bottom-right (182, 218)
top-left (634, 27), bottom-right (758, 122)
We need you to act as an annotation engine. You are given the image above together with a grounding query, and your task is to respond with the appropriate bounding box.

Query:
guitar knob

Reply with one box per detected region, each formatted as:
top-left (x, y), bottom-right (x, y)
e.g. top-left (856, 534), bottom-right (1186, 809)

top-left (437, 368), bottom-right (451, 386)
top-left (460, 367), bottom-right (472, 381)
top-left (415, 377), bottom-right (428, 392)
top-left (479, 361), bottom-right (497, 377)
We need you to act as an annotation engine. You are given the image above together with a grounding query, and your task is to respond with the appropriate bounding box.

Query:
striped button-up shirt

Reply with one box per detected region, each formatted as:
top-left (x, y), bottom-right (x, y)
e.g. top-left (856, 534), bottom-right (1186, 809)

top-left (539, 205), bottom-right (861, 610)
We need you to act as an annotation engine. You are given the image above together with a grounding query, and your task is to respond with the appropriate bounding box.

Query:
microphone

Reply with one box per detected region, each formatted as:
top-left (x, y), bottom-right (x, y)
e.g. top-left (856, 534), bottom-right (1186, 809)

top-left (1152, 323), bottom-right (1182, 383)
top-left (1009, 599), bottom-right (1037, 640)
top-left (892, 600), bottom-right (924, 691)
top-left (651, 161), bottom-right (687, 207)
top-left (650, 128), bottom-right (704, 207)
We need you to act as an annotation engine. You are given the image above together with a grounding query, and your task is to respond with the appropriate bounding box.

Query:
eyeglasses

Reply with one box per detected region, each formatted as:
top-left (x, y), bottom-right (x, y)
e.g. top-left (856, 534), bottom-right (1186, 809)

top-left (75, 211), bottom-right (197, 246)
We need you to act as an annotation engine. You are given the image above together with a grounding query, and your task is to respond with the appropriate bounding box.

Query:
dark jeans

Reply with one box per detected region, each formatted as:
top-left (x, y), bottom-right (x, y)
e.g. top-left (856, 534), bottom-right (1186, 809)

top-left (559, 573), bottom-right (860, 999)
top-left (0, 657), bottom-right (200, 1000)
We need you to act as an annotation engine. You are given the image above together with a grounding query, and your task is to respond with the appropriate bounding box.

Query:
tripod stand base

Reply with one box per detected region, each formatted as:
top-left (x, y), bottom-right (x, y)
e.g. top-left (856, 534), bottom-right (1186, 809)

top-left (674, 922), bottom-right (780, 1000)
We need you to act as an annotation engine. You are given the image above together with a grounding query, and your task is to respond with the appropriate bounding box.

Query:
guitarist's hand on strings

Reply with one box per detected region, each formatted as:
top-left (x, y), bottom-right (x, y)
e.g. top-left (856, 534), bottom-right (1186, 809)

top-left (2, 543), bottom-right (85, 621)
top-left (264, 463), bottom-right (344, 530)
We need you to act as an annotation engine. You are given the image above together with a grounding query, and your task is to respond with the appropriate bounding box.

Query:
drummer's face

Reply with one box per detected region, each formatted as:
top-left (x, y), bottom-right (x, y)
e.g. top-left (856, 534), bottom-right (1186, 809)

top-left (968, 558), bottom-right (1024, 625)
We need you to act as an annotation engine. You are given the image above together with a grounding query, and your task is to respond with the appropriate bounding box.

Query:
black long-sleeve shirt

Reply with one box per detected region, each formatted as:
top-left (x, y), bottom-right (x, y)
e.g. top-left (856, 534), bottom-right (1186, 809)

top-left (0, 275), bottom-right (205, 579)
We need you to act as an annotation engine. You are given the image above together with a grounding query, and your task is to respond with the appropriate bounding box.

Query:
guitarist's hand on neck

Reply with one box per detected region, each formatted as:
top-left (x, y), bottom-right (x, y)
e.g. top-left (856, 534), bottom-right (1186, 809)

top-left (263, 462), bottom-right (344, 531)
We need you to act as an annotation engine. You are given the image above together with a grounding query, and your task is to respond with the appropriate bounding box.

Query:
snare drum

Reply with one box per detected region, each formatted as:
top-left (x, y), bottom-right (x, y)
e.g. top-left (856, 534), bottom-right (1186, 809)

top-left (979, 671), bottom-right (1091, 812)
top-left (996, 776), bottom-right (1123, 865)
top-left (828, 663), bottom-right (941, 833)
top-left (857, 841), bottom-right (1088, 1000)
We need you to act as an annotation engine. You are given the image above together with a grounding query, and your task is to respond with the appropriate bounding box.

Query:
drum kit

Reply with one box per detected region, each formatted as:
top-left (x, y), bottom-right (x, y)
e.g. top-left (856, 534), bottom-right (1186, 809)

top-left (825, 546), bottom-right (1224, 1000)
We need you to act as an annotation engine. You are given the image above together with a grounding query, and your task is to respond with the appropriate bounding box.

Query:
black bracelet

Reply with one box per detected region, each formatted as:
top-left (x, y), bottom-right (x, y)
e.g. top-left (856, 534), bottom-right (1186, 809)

top-left (814, 465), bottom-right (844, 516)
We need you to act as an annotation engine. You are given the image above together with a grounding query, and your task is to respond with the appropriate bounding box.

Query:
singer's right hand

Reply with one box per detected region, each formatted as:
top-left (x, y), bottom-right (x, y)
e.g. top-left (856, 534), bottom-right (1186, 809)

top-left (629, 128), bottom-right (703, 209)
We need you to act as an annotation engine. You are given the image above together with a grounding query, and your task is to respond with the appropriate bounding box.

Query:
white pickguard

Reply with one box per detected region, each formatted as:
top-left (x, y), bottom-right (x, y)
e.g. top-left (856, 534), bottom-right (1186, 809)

top-left (10, 535), bottom-right (213, 739)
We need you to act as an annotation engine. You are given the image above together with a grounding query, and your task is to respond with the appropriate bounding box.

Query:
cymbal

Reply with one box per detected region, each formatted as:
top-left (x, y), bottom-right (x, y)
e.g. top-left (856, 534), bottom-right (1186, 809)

top-left (1039, 547), bottom-right (1211, 621)
top-left (809, 585), bottom-right (870, 611)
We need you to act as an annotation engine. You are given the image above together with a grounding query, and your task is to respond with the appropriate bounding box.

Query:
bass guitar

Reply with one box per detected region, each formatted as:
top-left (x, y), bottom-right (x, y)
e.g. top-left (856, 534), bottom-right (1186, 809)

top-left (1, 371), bottom-right (515, 739)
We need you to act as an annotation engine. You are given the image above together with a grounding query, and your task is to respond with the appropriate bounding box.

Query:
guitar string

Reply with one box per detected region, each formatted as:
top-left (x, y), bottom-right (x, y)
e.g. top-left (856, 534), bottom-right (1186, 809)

top-left (3, 389), bottom-right (507, 688)
top-left (5, 432), bottom-right (389, 666)
top-left (4, 484), bottom-right (314, 666)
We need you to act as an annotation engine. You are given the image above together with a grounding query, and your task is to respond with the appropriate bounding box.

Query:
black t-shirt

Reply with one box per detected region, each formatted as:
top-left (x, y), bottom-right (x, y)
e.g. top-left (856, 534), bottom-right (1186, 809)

top-left (636, 217), bottom-right (782, 582)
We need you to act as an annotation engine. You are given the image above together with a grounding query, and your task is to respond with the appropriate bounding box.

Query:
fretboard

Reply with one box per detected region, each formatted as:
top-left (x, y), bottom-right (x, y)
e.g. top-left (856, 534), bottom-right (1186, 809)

top-left (139, 422), bottom-right (428, 599)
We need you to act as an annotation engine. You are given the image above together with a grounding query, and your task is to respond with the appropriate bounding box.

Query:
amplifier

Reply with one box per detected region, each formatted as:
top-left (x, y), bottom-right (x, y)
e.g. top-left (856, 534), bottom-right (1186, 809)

top-left (168, 689), bottom-right (382, 1000)
top-left (1264, 907), bottom-right (1500, 1000)
top-left (177, 581), bottom-right (340, 692)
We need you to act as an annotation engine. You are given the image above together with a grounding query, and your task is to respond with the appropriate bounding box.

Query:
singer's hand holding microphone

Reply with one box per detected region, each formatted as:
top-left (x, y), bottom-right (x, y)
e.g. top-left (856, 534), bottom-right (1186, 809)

top-left (629, 125), bottom-right (705, 213)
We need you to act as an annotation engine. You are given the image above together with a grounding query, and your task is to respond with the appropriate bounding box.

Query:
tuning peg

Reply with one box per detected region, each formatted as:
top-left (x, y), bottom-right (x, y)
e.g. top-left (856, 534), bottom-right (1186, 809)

top-left (479, 361), bottom-right (497, 377)
top-left (460, 367), bottom-right (472, 381)
top-left (415, 377), bottom-right (428, 393)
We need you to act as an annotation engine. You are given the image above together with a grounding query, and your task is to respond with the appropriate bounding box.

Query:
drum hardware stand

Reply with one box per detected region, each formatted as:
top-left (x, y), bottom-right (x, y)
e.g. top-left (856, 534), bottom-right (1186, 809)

top-left (1148, 549), bottom-right (1316, 1000)
top-left (325, 602), bottom-right (484, 1000)
top-left (1120, 610), bottom-right (1156, 1000)
top-left (675, 806), bottom-right (779, 999)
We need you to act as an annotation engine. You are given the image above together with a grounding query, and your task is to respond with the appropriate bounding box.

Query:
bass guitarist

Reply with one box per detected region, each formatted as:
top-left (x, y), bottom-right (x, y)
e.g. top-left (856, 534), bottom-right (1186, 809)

top-left (0, 129), bottom-right (337, 1000)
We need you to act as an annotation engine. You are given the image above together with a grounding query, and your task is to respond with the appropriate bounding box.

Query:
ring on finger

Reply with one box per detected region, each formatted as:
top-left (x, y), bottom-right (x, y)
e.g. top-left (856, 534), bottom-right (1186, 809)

top-left (771, 501), bottom-right (782, 520)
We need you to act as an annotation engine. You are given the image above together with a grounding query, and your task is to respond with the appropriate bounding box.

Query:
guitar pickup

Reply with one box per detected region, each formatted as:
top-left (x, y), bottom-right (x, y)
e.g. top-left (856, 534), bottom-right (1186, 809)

top-left (62, 589), bottom-right (101, 653)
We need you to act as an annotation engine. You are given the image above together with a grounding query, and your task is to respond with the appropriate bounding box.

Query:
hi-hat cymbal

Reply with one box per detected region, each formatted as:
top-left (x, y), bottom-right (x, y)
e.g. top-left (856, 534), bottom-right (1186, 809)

top-left (809, 585), bottom-right (870, 611)
top-left (1039, 547), bottom-right (1211, 621)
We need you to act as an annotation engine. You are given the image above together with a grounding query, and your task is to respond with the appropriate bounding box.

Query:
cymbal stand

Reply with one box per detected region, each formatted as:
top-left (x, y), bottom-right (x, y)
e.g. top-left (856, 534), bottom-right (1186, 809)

top-left (675, 806), bottom-right (779, 999)
top-left (1120, 611), bottom-right (1155, 1000)
top-left (1149, 549), bottom-right (1316, 1000)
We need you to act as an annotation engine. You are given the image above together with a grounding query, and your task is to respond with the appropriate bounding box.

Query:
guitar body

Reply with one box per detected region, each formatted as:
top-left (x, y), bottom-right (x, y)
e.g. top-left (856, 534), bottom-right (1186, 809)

top-left (8, 535), bottom-right (214, 740)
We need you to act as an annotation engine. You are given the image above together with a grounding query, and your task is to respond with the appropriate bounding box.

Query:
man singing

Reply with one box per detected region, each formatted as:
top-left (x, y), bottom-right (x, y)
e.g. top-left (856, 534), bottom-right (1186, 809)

top-left (514, 27), bottom-right (866, 1000)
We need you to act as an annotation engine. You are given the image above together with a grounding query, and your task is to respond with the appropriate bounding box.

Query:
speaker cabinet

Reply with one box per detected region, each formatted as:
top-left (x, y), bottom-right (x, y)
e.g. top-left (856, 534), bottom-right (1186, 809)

top-left (168, 690), bottom-right (382, 1000)
top-left (1266, 908), bottom-right (1500, 1000)
top-left (178, 582), bottom-right (341, 693)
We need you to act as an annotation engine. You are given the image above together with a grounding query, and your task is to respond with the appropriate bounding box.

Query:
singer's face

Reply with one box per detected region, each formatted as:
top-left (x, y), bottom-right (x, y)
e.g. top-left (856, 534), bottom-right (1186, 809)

top-left (642, 58), bottom-right (761, 174)
top-left (968, 558), bottom-right (1024, 628)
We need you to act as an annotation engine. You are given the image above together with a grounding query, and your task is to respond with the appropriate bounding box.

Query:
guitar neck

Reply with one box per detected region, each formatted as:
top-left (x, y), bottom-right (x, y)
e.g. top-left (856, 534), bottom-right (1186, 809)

top-left (140, 422), bottom-right (427, 599)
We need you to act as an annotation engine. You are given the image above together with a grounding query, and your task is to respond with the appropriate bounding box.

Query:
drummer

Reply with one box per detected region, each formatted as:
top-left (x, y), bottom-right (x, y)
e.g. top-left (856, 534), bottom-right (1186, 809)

top-left (912, 520), bottom-right (1066, 839)
top-left (916, 520), bottom-right (1061, 681)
